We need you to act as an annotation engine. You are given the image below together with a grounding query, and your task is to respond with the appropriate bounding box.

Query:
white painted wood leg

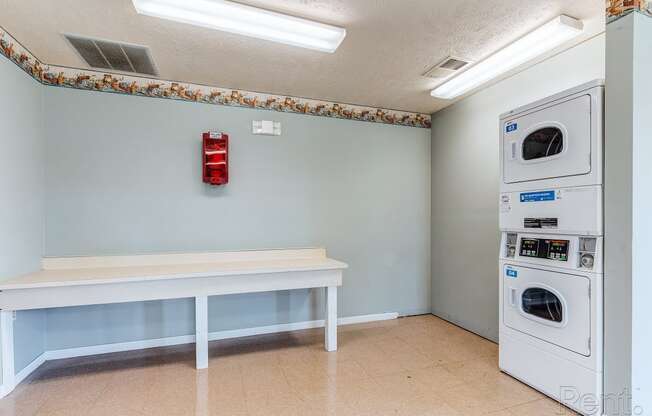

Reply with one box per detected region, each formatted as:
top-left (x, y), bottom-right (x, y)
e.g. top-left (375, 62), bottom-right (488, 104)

top-left (195, 369), bottom-right (208, 416)
top-left (324, 286), bottom-right (337, 352)
top-left (1, 310), bottom-right (15, 397)
top-left (195, 296), bottom-right (208, 370)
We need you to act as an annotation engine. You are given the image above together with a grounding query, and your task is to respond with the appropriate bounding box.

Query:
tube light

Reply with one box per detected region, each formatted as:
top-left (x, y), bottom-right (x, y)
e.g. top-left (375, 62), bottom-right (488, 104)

top-left (431, 15), bottom-right (583, 99)
top-left (132, 0), bottom-right (346, 53)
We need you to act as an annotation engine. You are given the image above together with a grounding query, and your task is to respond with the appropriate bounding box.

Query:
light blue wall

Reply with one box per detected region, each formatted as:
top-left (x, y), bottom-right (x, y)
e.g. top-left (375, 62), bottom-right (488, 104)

top-left (430, 35), bottom-right (605, 342)
top-left (0, 57), bottom-right (46, 380)
top-left (42, 87), bottom-right (431, 350)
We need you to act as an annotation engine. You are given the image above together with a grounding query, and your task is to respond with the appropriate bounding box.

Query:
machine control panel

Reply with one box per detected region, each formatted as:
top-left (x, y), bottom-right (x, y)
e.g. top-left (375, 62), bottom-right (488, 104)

top-left (519, 238), bottom-right (569, 261)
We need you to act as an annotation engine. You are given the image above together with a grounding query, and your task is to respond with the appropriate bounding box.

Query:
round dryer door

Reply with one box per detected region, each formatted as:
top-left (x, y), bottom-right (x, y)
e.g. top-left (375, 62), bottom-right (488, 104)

top-left (502, 94), bottom-right (592, 184)
top-left (503, 264), bottom-right (591, 356)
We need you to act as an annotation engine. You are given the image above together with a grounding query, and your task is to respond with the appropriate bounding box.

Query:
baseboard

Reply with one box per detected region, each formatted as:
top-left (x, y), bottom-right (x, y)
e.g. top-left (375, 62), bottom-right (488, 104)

top-left (208, 319), bottom-right (325, 342)
top-left (44, 312), bottom-right (398, 361)
top-left (0, 352), bottom-right (46, 399)
top-left (45, 334), bottom-right (196, 361)
top-left (208, 312), bottom-right (399, 341)
top-left (3, 311), bottom-right (398, 397)
top-left (340, 312), bottom-right (399, 325)
top-left (15, 352), bottom-right (47, 385)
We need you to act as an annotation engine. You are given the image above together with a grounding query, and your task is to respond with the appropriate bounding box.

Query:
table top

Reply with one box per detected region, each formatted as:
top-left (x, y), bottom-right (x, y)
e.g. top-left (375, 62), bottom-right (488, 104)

top-left (0, 249), bottom-right (348, 291)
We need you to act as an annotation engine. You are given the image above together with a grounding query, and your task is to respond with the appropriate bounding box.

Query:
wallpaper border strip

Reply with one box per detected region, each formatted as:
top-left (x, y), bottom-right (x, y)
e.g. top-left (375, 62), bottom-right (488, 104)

top-left (0, 28), bottom-right (431, 129)
top-left (606, 0), bottom-right (652, 21)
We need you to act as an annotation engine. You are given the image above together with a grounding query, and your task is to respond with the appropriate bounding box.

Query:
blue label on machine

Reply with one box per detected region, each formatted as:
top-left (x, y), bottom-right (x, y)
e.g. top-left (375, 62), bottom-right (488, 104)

top-left (506, 123), bottom-right (518, 133)
top-left (520, 190), bottom-right (555, 202)
top-left (506, 268), bottom-right (518, 278)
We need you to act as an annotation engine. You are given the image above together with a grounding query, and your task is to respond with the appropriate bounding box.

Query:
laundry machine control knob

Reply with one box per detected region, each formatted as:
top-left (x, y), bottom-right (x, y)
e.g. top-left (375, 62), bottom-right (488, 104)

top-left (580, 253), bottom-right (595, 269)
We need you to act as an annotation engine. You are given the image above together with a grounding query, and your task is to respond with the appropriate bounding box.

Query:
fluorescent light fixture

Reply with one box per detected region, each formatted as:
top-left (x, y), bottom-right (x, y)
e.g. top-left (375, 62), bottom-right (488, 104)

top-left (431, 15), bottom-right (583, 99)
top-left (132, 0), bottom-right (346, 53)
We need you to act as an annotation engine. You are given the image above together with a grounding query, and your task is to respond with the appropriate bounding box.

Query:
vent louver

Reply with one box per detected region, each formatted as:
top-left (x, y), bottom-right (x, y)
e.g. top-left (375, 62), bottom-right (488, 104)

top-left (64, 34), bottom-right (158, 76)
top-left (423, 56), bottom-right (470, 79)
top-left (438, 58), bottom-right (468, 71)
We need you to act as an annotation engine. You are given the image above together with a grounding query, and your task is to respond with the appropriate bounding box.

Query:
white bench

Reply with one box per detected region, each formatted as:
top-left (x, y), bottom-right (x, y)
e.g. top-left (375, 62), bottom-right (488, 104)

top-left (0, 248), bottom-right (346, 397)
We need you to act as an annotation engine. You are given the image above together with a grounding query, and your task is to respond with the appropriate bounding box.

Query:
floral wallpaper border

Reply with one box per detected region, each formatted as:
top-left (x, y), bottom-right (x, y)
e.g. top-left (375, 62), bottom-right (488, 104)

top-left (606, 0), bottom-right (652, 21)
top-left (0, 29), bottom-right (431, 129)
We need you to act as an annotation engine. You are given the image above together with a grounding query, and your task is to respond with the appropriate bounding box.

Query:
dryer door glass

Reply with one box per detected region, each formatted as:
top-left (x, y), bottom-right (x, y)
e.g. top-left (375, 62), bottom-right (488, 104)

top-left (522, 127), bottom-right (563, 160)
top-left (521, 288), bottom-right (563, 323)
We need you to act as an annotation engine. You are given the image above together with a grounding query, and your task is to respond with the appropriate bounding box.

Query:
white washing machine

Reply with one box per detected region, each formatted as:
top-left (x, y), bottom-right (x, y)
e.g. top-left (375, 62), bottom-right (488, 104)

top-left (498, 81), bottom-right (605, 416)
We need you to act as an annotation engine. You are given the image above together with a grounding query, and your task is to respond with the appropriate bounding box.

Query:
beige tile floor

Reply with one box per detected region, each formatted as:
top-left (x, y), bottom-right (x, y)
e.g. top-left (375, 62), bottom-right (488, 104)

top-left (0, 315), bottom-right (577, 416)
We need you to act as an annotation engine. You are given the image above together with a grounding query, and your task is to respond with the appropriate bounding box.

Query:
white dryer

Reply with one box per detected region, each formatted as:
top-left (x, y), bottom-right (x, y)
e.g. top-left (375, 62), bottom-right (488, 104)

top-left (499, 81), bottom-right (604, 236)
top-left (500, 80), bottom-right (604, 193)
top-left (499, 232), bottom-right (603, 415)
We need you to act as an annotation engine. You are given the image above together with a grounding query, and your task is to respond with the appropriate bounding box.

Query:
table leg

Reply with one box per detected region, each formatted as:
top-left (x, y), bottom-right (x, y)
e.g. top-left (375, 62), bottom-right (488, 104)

top-left (195, 369), bottom-right (208, 416)
top-left (1, 310), bottom-right (15, 397)
top-left (324, 286), bottom-right (337, 352)
top-left (195, 296), bottom-right (208, 370)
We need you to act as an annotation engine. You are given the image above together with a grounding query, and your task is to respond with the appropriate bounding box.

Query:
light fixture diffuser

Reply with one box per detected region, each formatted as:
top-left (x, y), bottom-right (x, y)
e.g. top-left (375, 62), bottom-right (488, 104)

top-left (431, 15), bottom-right (583, 100)
top-left (132, 0), bottom-right (346, 53)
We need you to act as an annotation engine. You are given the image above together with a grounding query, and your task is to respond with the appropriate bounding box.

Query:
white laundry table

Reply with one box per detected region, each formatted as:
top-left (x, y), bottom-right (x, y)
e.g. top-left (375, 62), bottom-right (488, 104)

top-left (0, 248), bottom-right (346, 396)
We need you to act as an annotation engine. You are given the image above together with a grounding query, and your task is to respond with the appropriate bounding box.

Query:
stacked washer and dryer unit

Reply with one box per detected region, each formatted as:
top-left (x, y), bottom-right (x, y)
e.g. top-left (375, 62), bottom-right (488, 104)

top-left (498, 80), bottom-right (604, 415)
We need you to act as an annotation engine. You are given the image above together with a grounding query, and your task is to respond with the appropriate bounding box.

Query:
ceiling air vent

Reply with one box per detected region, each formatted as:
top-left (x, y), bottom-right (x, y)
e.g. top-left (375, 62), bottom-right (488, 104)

top-left (64, 34), bottom-right (158, 76)
top-left (423, 56), bottom-right (470, 79)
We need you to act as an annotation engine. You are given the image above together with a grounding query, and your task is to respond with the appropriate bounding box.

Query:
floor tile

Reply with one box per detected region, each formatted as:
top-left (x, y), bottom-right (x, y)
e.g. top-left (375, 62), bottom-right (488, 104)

top-left (506, 398), bottom-right (579, 415)
top-left (0, 315), bottom-right (555, 416)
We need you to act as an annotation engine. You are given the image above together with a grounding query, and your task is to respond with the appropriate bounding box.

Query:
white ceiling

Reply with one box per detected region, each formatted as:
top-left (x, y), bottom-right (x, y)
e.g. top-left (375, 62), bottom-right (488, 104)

top-left (0, 0), bottom-right (604, 114)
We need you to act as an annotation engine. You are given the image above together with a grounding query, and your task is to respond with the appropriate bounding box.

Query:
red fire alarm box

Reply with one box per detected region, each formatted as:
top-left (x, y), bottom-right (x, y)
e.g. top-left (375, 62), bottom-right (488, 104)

top-left (202, 132), bottom-right (229, 185)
